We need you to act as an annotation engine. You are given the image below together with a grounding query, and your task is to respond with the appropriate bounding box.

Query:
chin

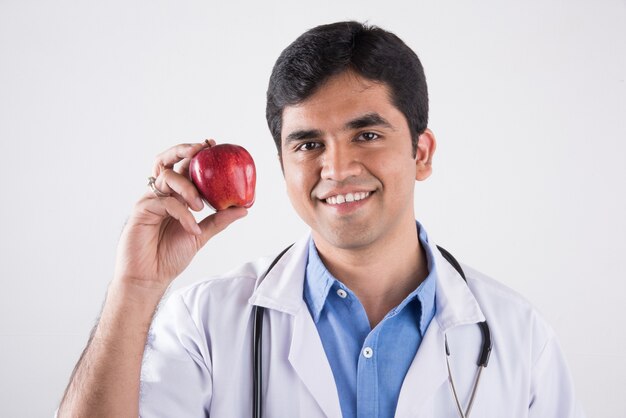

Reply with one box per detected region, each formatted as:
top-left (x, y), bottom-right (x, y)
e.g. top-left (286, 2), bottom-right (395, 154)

top-left (315, 225), bottom-right (377, 251)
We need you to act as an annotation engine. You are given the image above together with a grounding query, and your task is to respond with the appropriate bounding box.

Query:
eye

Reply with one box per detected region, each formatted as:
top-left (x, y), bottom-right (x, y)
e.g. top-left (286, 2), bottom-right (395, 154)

top-left (357, 132), bottom-right (380, 141)
top-left (296, 141), bottom-right (323, 151)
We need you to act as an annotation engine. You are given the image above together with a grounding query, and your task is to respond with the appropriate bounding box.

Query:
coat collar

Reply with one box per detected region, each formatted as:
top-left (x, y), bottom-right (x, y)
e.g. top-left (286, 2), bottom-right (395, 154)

top-left (431, 243), bottom-right (486, 331)
top-left (248, 231), bottom-right (486, 328)
top-left (247, 234), bottom-right (310, 315)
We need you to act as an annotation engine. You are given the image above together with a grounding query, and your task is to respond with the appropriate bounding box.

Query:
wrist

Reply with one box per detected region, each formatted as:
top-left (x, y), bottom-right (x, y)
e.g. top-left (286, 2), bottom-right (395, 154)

top-left (97, 279), bottom-right (166, 336)
top-left (109, 275), bottom-right (168, 305)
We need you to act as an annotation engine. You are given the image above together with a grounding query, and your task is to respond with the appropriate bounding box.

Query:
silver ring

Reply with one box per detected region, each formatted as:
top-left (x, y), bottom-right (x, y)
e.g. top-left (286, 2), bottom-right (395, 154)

top-left (147, 176), bottom-right (171, 198)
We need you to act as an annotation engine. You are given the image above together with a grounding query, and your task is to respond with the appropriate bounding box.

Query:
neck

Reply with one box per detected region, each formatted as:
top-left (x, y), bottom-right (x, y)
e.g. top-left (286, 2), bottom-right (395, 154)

top-left (313, 221), bottom-right (428, 328)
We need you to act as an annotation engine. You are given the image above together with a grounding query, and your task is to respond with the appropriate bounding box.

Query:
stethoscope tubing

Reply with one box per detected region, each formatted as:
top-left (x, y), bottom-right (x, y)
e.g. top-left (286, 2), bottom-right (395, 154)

top-left (252, 245), bottom-right (492, 418)
top-left (253, 244), bottom-right (292, 418)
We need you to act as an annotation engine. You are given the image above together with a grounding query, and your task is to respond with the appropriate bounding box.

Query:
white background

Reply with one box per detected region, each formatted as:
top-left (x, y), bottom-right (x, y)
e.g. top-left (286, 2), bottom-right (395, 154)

top-left (1, 0), bottom-right (625, 416)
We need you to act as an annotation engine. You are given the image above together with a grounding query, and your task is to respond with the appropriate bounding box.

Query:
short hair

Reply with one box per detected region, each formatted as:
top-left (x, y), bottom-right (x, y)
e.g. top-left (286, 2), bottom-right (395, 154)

top-left (266, 21), bottom-right (429, 156)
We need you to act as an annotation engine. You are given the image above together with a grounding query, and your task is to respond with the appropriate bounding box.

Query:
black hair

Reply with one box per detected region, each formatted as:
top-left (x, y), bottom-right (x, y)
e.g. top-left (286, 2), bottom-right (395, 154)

top-left (266, 21), bottom-right (428, 156)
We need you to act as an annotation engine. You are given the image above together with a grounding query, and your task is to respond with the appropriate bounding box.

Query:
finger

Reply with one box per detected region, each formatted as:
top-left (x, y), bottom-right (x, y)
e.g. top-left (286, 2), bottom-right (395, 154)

top-left (178, 138), bottom-right (217, 172)
top-left (175, 157), bottom-right (192, 179)
top-left (157, 169), bottom-right (204, 211)
top-left (176, 138), bottom-right (217, 178)
top-left (196, 207), bottom-right (248, 246)
top-left (144, 195), bottom-right (202, 235)
top-left (152, 142), bottom-right (207, 178)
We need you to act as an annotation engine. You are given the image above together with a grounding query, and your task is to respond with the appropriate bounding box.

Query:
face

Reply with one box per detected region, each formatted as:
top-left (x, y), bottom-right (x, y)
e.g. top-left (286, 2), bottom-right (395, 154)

top-left (280, 71), bottom-right (435, 252)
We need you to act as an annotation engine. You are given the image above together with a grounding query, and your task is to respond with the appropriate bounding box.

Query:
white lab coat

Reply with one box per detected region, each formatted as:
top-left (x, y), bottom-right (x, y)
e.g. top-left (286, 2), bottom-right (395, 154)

top-left (139, 234), bottom-right (585, 417)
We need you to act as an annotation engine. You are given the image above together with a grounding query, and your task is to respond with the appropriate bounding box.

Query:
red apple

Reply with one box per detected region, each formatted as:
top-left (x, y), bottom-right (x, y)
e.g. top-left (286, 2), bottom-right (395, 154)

top-left (189, 143), bottom-right (256, 211)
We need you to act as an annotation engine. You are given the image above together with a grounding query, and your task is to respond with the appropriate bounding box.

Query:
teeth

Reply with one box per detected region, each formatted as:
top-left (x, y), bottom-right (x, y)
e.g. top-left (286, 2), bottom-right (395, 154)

top-left (325, 191), bottom-right (370, 205)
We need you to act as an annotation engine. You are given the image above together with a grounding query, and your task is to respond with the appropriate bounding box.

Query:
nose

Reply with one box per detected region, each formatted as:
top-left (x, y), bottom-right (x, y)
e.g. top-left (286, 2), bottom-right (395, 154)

top-left (320, 143), bottom-right (363, 181)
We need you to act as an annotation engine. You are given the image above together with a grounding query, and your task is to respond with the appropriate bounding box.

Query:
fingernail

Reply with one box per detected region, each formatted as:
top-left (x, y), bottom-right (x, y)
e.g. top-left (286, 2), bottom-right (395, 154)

top-left (193, 224), bottom-right (202, 235)
top-left (195, 197), bottom-right (204, 210)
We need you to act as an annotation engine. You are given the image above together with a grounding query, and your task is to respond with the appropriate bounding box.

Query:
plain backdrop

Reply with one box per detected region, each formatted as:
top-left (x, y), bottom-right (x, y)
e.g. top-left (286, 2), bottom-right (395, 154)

top-left (1, 0), bottom-right (624, 417)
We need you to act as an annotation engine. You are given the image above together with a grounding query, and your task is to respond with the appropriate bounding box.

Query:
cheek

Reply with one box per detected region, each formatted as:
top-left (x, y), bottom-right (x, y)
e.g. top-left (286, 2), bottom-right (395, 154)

top-left (371, 149), bottom-right (416, 180)
top-left (283, 162), bottom-right (312, 203)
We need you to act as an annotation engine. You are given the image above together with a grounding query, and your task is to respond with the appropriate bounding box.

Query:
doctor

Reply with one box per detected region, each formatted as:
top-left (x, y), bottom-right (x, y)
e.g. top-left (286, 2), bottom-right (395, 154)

top-left (59, 21), bottom-right (584, 417)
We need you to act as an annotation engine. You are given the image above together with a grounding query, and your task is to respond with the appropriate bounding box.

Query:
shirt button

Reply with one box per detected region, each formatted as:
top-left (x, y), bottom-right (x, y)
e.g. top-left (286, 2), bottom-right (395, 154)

top-left (363, 347), bottom-right (374, 358)
top-left (336, 289), bottom-right (348, 298)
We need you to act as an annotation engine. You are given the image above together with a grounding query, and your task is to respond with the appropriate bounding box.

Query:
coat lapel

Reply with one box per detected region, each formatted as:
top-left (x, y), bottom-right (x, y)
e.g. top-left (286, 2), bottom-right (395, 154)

top-left (248, 235), bottom-right (342, 417)
top-left (288, 303), bottom-right (343, 418)
top-left (396, 240), bottom-right (487, 415)
top-left (394, 319), bottom-right (448, 416)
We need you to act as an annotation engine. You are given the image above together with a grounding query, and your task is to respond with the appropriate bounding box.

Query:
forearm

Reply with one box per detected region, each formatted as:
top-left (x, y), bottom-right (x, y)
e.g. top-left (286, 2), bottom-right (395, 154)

top-left (58, 281), bottom-right (165, 418)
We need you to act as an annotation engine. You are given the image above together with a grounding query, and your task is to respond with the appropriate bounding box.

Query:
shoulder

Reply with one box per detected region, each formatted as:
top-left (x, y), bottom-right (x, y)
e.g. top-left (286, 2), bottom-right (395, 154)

top-left (460, 265), bottom-right (583, 415)
top-left (151, 255), bottom-right (275, 337)
top-left (462, 264), bottom-right (536, 315)
top-left (462, 264), bottom-right (556, 361)
top-left (162, 255), bottom-right (273, 312)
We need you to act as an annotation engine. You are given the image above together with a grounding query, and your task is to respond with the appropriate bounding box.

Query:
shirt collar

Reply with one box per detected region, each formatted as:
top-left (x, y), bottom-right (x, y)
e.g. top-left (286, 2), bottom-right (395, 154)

top-left (303, 237), bottom-right (336, 322)
top-left (303, 220), bottom-right (438, 333)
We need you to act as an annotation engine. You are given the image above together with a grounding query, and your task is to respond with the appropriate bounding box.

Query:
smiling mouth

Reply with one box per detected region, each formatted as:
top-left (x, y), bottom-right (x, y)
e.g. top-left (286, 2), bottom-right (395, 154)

top-left (323, 191), bottom-right (371, 205)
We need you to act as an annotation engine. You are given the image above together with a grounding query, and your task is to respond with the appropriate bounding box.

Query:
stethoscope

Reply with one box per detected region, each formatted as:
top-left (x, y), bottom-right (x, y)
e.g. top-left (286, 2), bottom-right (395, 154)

top-left (252, 245), bottom-right (492, 418)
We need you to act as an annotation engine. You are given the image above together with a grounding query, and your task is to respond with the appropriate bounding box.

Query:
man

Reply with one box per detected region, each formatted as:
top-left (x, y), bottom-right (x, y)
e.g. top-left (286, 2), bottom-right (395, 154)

top-left (59, 21), bottom-right (584, 417)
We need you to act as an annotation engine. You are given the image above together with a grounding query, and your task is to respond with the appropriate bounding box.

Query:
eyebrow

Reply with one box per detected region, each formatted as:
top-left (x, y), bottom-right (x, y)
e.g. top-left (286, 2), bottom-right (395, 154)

top-left (284, 112), bottom-right (395, 143)
top-left (285, 128), bottom-right (324, 142)
top-left (344, 112), bottom-right (394, 131)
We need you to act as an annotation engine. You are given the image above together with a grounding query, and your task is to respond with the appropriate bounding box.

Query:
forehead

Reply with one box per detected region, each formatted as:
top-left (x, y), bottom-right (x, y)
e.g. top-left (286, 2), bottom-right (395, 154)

top-left (281, 71), bottom-right (405, 138)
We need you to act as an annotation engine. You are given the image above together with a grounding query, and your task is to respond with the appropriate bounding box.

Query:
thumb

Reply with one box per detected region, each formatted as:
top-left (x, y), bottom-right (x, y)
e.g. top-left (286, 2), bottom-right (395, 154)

top-left (196, 206), bottom-right (248, 246)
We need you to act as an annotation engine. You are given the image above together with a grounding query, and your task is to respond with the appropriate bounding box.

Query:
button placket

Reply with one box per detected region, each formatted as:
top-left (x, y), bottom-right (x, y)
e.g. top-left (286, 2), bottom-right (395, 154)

top-left (357, 332), bottom-right (379, 418)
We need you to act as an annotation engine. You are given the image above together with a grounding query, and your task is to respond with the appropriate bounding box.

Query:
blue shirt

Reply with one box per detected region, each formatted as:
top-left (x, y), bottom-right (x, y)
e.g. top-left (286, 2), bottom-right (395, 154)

top-left (303, 222), bottom-right (438, 418)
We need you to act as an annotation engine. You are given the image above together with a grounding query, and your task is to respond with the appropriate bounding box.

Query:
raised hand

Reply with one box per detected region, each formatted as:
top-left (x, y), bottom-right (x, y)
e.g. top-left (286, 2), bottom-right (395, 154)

top-left (58, 139), bottom-right (247, 417)
top-left (113, 140), bottom-right (247, 293)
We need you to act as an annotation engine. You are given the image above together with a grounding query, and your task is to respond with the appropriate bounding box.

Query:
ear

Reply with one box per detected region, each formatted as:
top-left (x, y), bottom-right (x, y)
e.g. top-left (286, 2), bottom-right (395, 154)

top-left (415, 128), bottom-right (436, 181)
